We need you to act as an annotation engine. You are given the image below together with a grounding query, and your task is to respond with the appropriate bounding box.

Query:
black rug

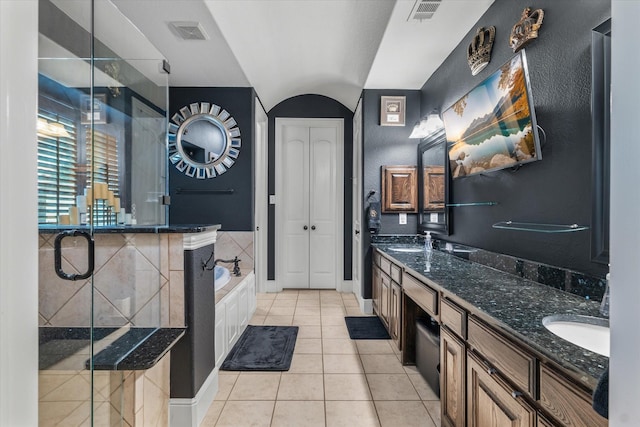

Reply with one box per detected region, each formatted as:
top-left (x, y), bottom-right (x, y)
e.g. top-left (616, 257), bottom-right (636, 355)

top-left (220, 325), bottom-right (298, 371)
top-left (344, 316), bottom-right (390, 340)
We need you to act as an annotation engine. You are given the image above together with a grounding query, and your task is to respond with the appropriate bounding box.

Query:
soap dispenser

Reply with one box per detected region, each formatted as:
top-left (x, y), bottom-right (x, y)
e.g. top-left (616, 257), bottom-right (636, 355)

top-left (424, 232), bottom-right (433, 254)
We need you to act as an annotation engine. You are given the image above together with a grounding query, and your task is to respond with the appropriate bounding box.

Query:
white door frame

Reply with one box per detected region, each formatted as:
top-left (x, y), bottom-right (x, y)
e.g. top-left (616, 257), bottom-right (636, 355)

top-left (352, 100), bottom-right (370, 311)
top-left (253, 102), bottom-right (268, 293)
top-left (275, 117), bottom-right (344, 292)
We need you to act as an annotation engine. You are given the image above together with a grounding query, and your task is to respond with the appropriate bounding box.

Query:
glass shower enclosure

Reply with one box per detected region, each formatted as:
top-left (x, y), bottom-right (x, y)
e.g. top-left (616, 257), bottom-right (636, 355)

top-left (38, 0), bottom-right (168, 424)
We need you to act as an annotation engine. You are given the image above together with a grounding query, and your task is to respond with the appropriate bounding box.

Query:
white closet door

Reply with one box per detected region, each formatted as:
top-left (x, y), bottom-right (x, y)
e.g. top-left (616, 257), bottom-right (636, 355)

top-left (276, 118), bottom-right (343, 290)
top-left (280, 124), bottom-right (311, 289)
top-left (309, 126), bottom-right (338, 288)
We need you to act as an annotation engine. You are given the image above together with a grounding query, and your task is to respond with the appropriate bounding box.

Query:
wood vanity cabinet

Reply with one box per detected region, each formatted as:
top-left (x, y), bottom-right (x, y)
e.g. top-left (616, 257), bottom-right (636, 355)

top-left (380, 273), bottom-right (390, 327)
top-left (539, 363), bottom-right (607, 427)
top-left (467, 352), bottom-right (536, 427)
top-left (438, 310), bottom-right (607, 427)
top-left (372, 249), bottom-right (402, 348)
top-left (441, 327), bottom-right (466, 427)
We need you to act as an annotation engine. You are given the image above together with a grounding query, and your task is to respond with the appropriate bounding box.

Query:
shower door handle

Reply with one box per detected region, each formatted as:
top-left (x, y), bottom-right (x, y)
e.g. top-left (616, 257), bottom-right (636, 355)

top-left (54, 230), bottom-right (95, 281)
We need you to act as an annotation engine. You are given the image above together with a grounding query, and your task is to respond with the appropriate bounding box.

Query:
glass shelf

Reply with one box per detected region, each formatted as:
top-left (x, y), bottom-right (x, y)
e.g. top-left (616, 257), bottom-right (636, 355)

top-left (492, 221), bottom-right (589, 233)
top-left (447, 202), bottom-right (498, 207)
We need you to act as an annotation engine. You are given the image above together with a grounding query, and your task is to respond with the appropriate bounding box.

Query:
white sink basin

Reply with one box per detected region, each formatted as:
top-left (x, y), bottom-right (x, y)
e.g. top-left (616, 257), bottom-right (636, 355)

top-left (542, 314), bottom-right (609, 357)
top-left (388, 247), bottom-right (423, 253)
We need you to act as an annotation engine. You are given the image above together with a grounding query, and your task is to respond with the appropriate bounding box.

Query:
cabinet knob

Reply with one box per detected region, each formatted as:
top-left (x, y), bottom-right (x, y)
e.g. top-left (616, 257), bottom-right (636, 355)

top-left (303, 225), bottom-right (308, 230)
top-left (311, 225), bottom-right (316, 230)
top-left (487, 367), bottom-right (496, 375)
top-left (511, 391), bottom-right (523, 399)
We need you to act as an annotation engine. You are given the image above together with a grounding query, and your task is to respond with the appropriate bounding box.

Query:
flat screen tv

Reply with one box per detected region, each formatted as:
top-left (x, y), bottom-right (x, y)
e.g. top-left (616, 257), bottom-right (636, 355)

top-left (443, 50), bottom-right (541, 178)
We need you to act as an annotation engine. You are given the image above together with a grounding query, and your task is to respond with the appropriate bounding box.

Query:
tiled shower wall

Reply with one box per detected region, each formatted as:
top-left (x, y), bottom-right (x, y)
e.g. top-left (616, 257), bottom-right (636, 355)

top-left (38, 232), bottom-right (186, 328)
top-left (39, 353), bottom-right (170, 426)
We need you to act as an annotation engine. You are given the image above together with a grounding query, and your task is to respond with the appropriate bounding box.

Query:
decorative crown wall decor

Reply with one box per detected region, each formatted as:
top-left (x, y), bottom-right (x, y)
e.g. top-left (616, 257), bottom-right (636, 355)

top-left (510, 7), bottom-right (544, 52)
top-left (467, 26), bottom-right (496, 76)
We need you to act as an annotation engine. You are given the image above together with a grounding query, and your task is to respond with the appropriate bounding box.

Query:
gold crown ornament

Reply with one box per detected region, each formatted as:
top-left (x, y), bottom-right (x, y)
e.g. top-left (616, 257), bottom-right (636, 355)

top-left (467, 26), bottom-right (496, 76)
top-left (510, 7), bottom-right (544, 52)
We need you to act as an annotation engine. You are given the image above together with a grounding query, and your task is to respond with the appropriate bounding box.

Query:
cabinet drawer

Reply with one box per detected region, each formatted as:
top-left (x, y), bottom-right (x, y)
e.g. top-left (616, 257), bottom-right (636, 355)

top-left (390, 264), bottom-right (402, 284)
top-left (539, 364), bottom-right (607, 427)
top-left (373, 251), bottom-right (381, 268)
top-left (467, 317), bottom-right (535, 397)
top-left (402, 272), bottom-right (438, 318)
top-left (379, 256), bottom-right (391, 276)
top-left (441, 298), bottom-right (466, 339)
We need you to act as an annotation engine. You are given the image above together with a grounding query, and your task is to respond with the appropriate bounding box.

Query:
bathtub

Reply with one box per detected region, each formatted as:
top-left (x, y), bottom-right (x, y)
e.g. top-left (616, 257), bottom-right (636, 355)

top-left (214, 265), bottom-right (231, 291)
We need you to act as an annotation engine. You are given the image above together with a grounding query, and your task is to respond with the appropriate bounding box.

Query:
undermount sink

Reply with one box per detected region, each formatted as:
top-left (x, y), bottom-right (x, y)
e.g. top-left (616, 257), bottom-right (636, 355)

top-left (387, 247), bottom-right (423, 253)
top-left (542, 314), bottom-right (610, 357)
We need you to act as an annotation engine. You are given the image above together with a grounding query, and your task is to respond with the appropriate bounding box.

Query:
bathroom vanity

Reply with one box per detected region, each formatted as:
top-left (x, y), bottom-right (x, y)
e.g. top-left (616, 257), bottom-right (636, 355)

top-left (372, 244), bottom-right (608, 427)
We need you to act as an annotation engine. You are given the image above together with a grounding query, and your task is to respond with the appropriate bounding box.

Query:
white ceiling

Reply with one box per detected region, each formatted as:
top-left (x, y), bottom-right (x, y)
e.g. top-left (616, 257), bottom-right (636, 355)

top-left (111, 0), bottom-right (495, 111)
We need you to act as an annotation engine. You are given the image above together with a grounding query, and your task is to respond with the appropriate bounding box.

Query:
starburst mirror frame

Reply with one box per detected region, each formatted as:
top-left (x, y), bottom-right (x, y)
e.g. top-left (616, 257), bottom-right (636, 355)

top-left (168, 102), bottom-right (241, 179)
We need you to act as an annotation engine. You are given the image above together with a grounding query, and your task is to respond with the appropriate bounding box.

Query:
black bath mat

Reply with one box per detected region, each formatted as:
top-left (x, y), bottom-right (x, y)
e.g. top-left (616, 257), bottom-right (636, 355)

top-left (220, 325), bottom-right (298, 371)
top-left (344, 316), bottom-right (390, 340)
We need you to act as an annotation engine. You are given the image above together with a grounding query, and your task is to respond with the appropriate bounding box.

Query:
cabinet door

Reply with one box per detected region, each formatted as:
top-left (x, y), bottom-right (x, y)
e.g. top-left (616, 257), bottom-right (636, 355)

top-left (390, 281), bottom-right (401, 347)
top-left (247, 275), bottom-right (257, 317)
top-left (215, 302), bottom-right (227, 367)
top-left (441, 328), bottom-right (466, 427)
top-left (238, 284), bottom-right (249, 330)
top-left (372, 266), bottom-right (381, 316)
top-left (467, 352), bottom-right (536, 427)
top-left (226, 291), bottom-right (239, 348)
top-left (380, 273), bottom-right (390, 327)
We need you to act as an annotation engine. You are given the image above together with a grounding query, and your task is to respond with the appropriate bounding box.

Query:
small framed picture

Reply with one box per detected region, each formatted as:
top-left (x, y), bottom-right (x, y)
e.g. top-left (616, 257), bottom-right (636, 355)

top-left (380, 96), bottom-right (406, 126)
top-left (80, 93), bottom-right (107, 124)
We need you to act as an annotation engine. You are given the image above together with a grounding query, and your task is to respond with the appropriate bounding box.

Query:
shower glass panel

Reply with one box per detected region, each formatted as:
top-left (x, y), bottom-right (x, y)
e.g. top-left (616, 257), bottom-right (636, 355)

top-left (38, 0), bottom-right (168, 425)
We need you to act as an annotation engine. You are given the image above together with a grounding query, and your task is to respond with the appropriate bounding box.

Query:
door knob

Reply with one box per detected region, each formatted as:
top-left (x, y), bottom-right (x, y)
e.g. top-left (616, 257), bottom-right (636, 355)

top-left (311, 225), bottom-right (316, 230)
top-left (303, 225), bottom-right (308, 230)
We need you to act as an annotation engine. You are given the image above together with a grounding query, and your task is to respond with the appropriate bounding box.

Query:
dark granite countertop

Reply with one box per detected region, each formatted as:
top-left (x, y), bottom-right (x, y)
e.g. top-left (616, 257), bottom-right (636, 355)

top-left (39, 326), bottom-right (186, 371)
top-left (38, 224), bottom-right (221, 234)
top-left (373, 243), bottom-right (608, 390)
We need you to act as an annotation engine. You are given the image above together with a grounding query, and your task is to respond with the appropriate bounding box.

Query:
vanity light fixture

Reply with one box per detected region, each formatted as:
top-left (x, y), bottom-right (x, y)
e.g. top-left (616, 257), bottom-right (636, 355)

top-left (409, 110), bottom-right (444, 139)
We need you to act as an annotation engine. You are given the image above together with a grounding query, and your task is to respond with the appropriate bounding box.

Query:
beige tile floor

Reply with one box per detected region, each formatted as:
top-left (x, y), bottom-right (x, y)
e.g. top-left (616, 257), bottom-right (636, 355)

top-left (201, 290), bottom-right (441, 427)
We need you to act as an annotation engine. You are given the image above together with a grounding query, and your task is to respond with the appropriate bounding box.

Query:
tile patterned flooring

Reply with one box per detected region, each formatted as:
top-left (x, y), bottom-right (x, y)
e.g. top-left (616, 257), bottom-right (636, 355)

top-left (201, 290), bottom-right (441, 427)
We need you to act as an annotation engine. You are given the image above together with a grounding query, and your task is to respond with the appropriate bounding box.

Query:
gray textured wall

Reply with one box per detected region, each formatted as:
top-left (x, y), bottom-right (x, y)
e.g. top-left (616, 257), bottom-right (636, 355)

top-left (418, 0), bottom-right (610, 278)
top-left (361, 89), bottom-right (422, 298)
top-left (168, 87), bottom-right (255, 231)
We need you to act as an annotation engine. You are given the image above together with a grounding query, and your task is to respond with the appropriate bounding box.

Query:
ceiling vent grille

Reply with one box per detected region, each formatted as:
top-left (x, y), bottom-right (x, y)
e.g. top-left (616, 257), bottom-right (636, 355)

top-left (408, 0), bottom-right (442, 21)
top-left (169, 21), bottom-right (209, 40)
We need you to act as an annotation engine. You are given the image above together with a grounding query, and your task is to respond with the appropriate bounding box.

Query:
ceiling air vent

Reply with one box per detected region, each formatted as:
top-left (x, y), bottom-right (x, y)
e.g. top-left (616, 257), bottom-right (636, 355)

top-left (408, 0), bottom-right (442, 21)
top-left (169, 21), bottom-right (209, 40)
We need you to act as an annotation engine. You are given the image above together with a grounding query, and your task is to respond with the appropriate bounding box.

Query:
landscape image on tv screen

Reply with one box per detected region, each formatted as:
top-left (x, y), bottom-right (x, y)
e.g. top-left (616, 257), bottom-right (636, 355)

top-left (443, 50), bottom-right (541, 178)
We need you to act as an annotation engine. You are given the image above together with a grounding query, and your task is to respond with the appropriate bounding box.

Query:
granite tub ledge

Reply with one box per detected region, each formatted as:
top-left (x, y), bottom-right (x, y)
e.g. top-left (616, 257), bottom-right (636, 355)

top-left (38, 224), bottom-right (221, 234)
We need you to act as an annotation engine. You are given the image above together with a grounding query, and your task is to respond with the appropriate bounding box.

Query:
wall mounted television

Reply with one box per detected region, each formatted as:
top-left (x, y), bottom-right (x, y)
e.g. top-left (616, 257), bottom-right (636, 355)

top-left (443, 50), bottom-right (541, 178)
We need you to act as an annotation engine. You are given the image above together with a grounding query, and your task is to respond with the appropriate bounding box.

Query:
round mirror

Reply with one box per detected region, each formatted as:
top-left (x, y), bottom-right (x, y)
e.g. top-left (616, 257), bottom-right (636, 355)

top-left (168, 102), bottom-right (241, 179)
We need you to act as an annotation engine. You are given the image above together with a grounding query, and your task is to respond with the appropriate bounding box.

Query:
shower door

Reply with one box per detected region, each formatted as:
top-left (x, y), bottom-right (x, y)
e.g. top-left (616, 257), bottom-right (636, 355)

top-left (38, 1), bottom-right (168, 424)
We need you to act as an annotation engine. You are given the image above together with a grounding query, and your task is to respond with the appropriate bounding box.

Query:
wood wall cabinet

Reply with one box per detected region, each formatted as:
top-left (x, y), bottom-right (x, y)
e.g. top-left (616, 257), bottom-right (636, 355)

top-left (381, 166), bottom-right (418, 212)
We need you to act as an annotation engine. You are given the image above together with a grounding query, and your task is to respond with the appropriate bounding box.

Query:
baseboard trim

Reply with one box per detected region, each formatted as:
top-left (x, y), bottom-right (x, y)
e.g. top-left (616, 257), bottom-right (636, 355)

top-left (356, 294), bottom-right (373, 315)
top-left (169, 367), bottom-right (219, 427)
